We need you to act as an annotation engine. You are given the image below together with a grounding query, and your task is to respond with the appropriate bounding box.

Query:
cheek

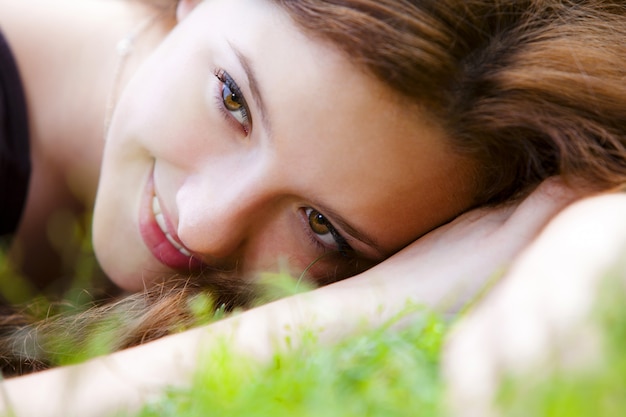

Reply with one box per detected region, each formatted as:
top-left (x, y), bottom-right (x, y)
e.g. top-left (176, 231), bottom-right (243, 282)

top-left (109, 64), bottom-right (217, 166)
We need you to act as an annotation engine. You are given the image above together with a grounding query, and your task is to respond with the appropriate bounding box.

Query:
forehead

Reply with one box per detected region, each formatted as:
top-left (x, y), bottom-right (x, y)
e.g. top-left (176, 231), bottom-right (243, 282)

top-left (190, 0), bottom-right (475, 253)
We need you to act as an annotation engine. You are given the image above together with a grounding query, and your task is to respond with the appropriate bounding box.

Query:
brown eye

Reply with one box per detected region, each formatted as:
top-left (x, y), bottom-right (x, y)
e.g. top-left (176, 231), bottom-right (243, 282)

top-left (222, 84), bottom-right (243, 111)
top-left (303, 208), bottom-right (353, 255)
top-left (308, 209), bottom-right (331, 235)
top-left (215, 69), bottom-right (251, 131)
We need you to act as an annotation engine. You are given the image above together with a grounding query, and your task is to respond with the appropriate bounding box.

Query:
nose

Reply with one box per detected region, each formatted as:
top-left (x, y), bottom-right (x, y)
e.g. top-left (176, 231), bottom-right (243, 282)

top-left (175, 161), bottom-right (283, 269)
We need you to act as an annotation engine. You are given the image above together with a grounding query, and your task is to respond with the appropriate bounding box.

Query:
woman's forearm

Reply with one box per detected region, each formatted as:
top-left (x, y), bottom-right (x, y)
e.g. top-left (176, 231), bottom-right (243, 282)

top-left (0, 283), bottom-right (404, 417)
top-left (0, 181), bottom-right (580, 417)
top-left (444, 192), bottom-right (626, 417)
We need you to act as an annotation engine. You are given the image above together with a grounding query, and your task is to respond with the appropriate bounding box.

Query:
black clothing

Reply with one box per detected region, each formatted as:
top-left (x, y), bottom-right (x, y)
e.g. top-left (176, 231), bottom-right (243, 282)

top-left (0, 29), bottom-right (30, 237)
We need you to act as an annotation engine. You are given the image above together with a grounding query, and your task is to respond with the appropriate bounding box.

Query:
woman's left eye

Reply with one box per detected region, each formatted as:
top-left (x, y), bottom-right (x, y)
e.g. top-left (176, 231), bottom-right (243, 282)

top-left (214, 69), bottom-right (251, 133)
top-left (304, 208), bottom-right (353, 256)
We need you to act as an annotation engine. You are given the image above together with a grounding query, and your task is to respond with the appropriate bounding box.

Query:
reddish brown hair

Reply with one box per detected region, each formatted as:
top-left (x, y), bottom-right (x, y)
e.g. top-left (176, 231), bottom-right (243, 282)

top-left (276, 0), bottom-right (626, 204)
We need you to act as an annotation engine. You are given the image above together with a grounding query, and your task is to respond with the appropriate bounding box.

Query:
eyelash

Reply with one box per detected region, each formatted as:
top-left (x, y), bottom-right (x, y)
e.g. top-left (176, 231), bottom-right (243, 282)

top-left (212, 70), bottom-right (352, 260)
top-left (213, 68), bottom-right (251, 134)
top-left (303, 208), bottom-right (354, 258)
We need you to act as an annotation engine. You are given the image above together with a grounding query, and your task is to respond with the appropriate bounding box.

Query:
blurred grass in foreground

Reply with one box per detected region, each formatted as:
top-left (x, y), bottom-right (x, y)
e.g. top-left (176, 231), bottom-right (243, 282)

top-left (129, 271), bottom-right (626, 417)
top-left (2, 238), bottom-right (626, 416)
top-left (134, 307), bottom-right (447, 417)
top-left (495, 268), bottom-right (626, 417)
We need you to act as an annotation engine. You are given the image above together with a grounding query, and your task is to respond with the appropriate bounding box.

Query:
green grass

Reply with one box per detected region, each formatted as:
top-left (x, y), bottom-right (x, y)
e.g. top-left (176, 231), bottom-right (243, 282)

top-left (2, 240), bottom-right (626, 417)
top-left (134, 309), bottom-right (448, 417)
top-left (494, 271), bottom-right (626, 417)
top-left (125, 272), bottom-right (626, 417)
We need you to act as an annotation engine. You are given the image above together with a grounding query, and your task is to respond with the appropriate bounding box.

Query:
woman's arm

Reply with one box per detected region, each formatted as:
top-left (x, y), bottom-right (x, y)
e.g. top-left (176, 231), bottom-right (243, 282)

top-left (443, 192), bottom-right (626, 417)
top-left (0, 180), bottom-right (581, 417)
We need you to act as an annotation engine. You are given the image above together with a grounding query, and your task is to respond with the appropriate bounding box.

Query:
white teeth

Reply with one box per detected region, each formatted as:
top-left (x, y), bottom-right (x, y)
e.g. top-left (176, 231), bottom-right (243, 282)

top-left (151, 195), bottom-right (192, 257)
top-left (152, 195), bottom-right (161, 216)
top-left (155, 212), bottom-right (167, 233)
top-left (165, 231), bottom-right (192, 257)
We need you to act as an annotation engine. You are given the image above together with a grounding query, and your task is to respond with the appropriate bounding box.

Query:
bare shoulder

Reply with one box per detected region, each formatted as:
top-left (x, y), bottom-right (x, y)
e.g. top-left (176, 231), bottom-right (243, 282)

top-left (0, 0), bottom-right (148, 51)
top-left (0, 0), bottom-right (171, 178)
top-left (0, 0), bottom-right (159, 128)
top-left (0, 0), bottom-right (174, 288)
top-left (0, 0), bottom-right (167, 93)
top-left (0, 0), bottom-right (167, 34)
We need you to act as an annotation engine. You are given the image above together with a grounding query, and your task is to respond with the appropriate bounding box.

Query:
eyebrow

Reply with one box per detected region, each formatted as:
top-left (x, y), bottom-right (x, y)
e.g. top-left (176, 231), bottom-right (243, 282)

top-left (229, 43), bottom-right (273, 135)
top-left (313, 200), bottom-right (386, 259)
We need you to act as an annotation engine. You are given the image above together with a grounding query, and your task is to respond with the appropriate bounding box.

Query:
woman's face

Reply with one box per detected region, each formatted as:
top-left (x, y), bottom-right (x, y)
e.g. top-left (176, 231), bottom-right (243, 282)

top-left (93, 0), bottom-right (476, 291)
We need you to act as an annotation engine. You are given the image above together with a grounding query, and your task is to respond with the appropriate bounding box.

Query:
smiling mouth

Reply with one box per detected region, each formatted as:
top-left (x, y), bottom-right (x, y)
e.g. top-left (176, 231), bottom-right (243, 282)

top-left (151, 194), bottom-right (192, 257)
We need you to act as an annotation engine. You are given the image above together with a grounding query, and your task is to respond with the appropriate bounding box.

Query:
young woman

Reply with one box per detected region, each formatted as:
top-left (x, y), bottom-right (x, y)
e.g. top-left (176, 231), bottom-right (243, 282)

top-left (0, 0), bottom-right (625, 415)
top-left (2, 0), bottom-right (477, 299)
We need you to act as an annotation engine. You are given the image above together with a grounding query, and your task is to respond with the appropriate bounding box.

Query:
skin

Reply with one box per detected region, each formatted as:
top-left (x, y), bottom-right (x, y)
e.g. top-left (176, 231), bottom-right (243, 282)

top-left (0, 0), bottom-right (173, 288)
top-left (1, 2), bottom-right (614, 416)
top-left (93, 0), bottom-right (477, 292)
top-left (444, 192), bottom-right (626, 417)
top-left (0, 178), bottom-right (584, 417)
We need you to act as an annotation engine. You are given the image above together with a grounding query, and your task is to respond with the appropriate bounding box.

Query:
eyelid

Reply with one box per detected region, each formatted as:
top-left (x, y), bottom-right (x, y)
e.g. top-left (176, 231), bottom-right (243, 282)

top-left (314, 204), bottom-right (385, 260)
top-left (301, 208), bottom-right (353, 256)
top-left (214, 68), bottom-right (252, 134)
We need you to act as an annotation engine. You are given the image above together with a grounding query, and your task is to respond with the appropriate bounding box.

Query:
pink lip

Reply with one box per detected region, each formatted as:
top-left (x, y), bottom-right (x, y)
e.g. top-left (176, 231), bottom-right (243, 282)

top-left (139, 173), bottom-right (204, 272)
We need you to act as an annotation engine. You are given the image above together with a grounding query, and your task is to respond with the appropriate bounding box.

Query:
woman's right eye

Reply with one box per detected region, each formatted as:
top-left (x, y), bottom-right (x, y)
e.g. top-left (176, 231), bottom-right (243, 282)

top-left (214, 69), bottom-right (252, 134)
top-left (304, 208), bottom-right (353, 257)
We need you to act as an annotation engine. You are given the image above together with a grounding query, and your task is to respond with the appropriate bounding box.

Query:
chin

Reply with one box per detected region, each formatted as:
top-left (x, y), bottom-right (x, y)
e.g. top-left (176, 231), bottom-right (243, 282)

top-left (92, 238), bottom-right (141, 293)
